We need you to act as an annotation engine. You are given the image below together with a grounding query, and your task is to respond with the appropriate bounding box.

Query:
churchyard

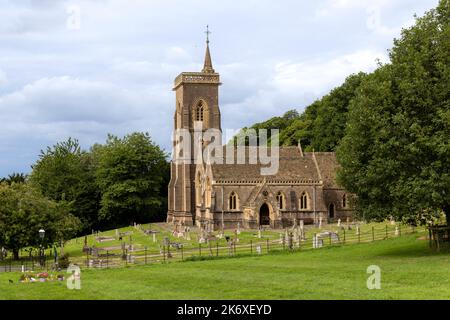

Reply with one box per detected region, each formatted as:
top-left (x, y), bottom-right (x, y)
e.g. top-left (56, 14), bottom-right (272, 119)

top-left (0, 219), bottom-right (425, 272)
top-left (1, 232), bottom-right (449, 300)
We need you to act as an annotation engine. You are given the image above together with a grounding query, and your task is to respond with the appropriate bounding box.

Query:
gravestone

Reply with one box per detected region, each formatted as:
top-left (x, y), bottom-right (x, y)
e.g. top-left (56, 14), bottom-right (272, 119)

top-left (256, 245), bottom-right (262, 255)
top-left (395, 225), bottom-right (399, 236)
top-left (390, 217), bottom-right (396, 226)
top-left (258, 229), bottom-right (262, 239)
top-left (313, 235), bottom-right (323, 248)
top-left (356, 225), bottom-right (360, 235)
top-left (153, 233), bottom-right (156, 243)
top-left (237, 222), bottom-right (241, 235)
top-left (319, 216), bottom-right (323, 229)
top-left (337, 219), bottom-right (341, 227)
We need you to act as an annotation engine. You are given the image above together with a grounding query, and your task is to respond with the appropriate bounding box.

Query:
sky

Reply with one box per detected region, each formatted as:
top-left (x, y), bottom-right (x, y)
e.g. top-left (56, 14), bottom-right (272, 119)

top-left (0, 0), bottom-right (440, 177)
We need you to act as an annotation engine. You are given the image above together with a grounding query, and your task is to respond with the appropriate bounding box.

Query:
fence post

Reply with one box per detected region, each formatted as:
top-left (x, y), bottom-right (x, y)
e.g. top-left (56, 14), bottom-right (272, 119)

top-left (145, 247), bottom-right (147, 265)
top-left (199, 244), bottom-right (202, 257)
top-left (343, 229), bottom-right (346, 244)
top-left (163, 246), bottom-right (165, 263)
top-left (358, 231), bottom-right (360, 244)
top-left (106, 251), bottom-right (109, 268)
top-left (250, 240), bottom-right (253, 254)
top-left (372, 226), bottom-right (375, 242)
top-left (329, 233), bottom-right (332, 246)
top-left (181, 245), bottom-right (184, 261)
top-left (399, 225), bottom-right (402, 236)
top-left (386, 225), bottom-right (388, 239)
top-left (216, 242), bottom-right (219, 257)
top-left (266, 239), bottom-right (269, 253)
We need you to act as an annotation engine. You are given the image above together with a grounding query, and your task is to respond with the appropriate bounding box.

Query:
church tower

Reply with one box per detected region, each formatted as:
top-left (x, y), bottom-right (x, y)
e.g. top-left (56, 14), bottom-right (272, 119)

top-left (167, 26), bottom-right (222, 225)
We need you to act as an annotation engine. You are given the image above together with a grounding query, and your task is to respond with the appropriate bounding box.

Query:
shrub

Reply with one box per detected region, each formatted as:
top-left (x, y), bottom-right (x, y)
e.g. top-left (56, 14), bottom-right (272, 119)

top-left (58, 253), bottom-right (70, 269)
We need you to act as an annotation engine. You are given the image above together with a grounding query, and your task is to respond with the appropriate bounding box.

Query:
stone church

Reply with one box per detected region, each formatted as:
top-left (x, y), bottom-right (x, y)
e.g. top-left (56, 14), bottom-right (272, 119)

top-left (167, 34), bottom-right (353, 230)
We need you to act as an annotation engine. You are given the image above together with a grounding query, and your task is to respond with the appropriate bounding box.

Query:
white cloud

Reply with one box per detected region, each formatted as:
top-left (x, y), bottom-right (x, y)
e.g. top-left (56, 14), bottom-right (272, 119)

top-left (0, 69), bottom-right (7, 85)
top-left (273, 50), bottom-right (389, 95)
top-left (0, 0), bottom-right (439, 176)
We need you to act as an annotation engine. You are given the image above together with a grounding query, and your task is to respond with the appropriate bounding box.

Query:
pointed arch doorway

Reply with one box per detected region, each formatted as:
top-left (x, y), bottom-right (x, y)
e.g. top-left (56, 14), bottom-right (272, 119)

top-left (329, 203), bottom-right (335, 219)
top-left (259, 203), bottom-right (270, 226)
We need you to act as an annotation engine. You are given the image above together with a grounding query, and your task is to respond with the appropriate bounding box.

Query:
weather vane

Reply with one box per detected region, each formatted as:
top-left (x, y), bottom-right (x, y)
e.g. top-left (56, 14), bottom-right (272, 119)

top-left (205, 25), bottom-right (211, 44)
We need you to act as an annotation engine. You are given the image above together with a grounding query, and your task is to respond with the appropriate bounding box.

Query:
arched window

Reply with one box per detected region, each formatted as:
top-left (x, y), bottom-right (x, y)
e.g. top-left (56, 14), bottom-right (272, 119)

top-left (342, 194), bottom-right (347, 208)
top-left (229, 192), bottom-right (238, 210)
top-left (276, 192), bottom-right (285, 210)
top-left (300, 192), bottom-right (308, 210)
top-left (196, 101), bottom-right (204, 122)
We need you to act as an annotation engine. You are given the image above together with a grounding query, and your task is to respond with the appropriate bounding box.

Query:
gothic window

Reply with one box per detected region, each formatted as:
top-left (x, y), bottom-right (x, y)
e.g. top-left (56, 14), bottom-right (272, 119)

top-left (342, 194), bottom-right (347, 208)
top-left (196, 101), bottom-right (204, 122)
top-left (229, 192), bottom-right (238, 210)
top-left (300, 192), bottom-right (309, 210)
top-left (276, 192), bottom-right (285, 210)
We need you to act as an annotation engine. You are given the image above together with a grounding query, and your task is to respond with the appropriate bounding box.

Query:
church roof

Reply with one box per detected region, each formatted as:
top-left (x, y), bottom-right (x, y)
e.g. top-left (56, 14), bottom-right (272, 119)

top-left (210, 147), bottom-right (322, 183)
top-left (312, 152), bottom-right (341, 188)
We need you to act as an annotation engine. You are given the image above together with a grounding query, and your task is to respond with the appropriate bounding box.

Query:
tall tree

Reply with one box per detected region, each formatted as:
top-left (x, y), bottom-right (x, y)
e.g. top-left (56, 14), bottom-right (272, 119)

top-left (337, 0), bottom-right (450, 223)
top-left (95, 132), bottom-right (169, 228)
top-left (30, 138), bottom-right (100, 232)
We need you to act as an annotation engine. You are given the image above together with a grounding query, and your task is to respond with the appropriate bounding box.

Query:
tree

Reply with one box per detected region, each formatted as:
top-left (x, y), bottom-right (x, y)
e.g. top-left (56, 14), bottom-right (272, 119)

top-left (0, 173), bottom-right (27, 184)
top-left (0, 182), bottom-right (81, 260)
top-left (30, 138), bottom-right (101, 232)
top-left (337, 0), bottom-right (450, 224)
top-left (95, 132), bottom-right (169, 228)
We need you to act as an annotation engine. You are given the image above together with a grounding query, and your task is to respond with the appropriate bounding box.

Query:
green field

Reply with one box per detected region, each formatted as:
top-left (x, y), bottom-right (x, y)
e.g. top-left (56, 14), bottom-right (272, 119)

top-left (1, 232), bottom-right (449, 300)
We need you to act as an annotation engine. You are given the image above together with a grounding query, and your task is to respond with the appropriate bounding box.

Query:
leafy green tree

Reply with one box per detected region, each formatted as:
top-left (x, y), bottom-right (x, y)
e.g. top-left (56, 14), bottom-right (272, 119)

top-left (0, 173), bottom-right (27, 184)
top-left (30, 138), bottom-right (101, 232)
top-left (0, 182), bottom-right (81, 260)
top-left (337, 0), bottom-right (450, 224)
top-left (95, 132), bottom-right (169, 228)
top-left (309, 72), bottom-right (367, 151)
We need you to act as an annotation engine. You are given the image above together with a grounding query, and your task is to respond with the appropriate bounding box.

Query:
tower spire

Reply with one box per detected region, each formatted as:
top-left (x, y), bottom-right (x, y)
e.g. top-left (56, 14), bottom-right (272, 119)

top-left (202, 25), bottom-right (215, 73)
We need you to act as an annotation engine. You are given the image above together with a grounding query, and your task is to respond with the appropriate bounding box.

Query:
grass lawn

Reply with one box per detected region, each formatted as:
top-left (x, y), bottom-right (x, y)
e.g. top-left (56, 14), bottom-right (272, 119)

top-left (1, 232), bottom-right (449, 300)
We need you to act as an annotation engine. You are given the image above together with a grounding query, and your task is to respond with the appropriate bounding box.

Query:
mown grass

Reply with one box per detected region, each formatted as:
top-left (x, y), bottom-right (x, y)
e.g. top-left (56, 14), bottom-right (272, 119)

top-left (1, 233), bottom-right (449, 300)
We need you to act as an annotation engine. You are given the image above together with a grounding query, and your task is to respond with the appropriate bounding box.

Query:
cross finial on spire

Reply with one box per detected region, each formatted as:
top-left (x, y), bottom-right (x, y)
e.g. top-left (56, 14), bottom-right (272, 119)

top-left (202, 25), bottom-right (214, 73)
top-left (205, 25), bottom-right (211, 44)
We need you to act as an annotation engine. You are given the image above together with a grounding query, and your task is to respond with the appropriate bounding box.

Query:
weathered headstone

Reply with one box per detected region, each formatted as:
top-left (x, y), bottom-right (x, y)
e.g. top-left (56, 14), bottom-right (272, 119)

top-left (258, 229), bottom-right (262, 239)
top-left (337, 218), bottom-right (341, 227)
top-left (356, 225), bottom-right (360, 235)
top-left (395, 225), bottom-right (399, 236)
top-left (319, 216), bottom-right (323, 229)
top-left (153, 233), bottom-right (156, 243)
top-left (256, 245), bottom-right (262, 255)
top-left (313, 235), bottom-right (323, 248)
top-left (237, 222), bottom-right (241, 235)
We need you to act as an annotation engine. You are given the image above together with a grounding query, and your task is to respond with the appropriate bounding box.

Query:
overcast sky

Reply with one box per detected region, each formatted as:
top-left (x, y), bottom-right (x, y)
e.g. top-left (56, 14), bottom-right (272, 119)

top-left (0, 0), bottom-right (439, 176)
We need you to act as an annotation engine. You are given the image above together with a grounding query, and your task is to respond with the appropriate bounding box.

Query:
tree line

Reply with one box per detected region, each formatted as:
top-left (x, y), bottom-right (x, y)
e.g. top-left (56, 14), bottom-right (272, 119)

top-left (233, 0), bottom-right (450, 225)
top-left (0, 132), bottom-right (169, 259)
